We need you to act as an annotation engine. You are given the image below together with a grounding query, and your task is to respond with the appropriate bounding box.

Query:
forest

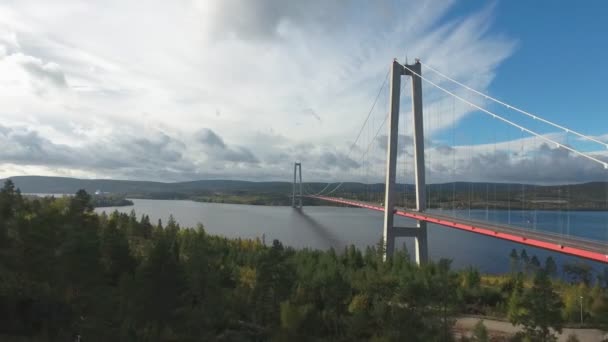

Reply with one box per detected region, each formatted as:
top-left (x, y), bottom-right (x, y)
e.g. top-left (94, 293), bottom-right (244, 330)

top-left (1, 179), bottom-right (608, 341)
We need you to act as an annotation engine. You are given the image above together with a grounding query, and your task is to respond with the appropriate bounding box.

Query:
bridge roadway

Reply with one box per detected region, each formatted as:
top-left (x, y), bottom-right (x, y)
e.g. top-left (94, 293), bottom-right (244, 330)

top-left (310, 195), bottom-right (608, 264)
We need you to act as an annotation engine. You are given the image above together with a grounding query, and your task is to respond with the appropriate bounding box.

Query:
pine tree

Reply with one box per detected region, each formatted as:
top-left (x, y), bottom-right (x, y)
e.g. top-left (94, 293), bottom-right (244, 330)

top-left (520, 249), bottom-right (530, 271)
top-left (544, 256), bottom-right (557, 277)
top-left (530, 255), bottom-right (541, 274)
top-left (100, 221), bottom-right (136, 285)
top-left (133, 233), bottom-right (185, 336)
top-left (509, 248), bottom-right (520, 274)
top-left (472, 320), bottom-right (488, 342)
top-left (511, 271), bottom-right (563, 341)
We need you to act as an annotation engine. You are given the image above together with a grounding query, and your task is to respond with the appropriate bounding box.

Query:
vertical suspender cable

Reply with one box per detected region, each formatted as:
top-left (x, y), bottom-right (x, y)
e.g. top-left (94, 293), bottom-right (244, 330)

top-left (567, 135), bottom-right (571, 238)
top-left (521, 129), bottom-right (526, 225)
top-left (493, 125), bottom-right (498, 223)
top-left (315, 68), bottom-right (390, 196)
top-left (452, 96), bottom-right (456, 214)
top-left (533, 135), bottom-right (538, 231)
top-left (508, 131), bottom-right (512, 224)
top-left (469, 132), bottom-right (473, 219)
top-left (420, 61), bottom-right (608, 149)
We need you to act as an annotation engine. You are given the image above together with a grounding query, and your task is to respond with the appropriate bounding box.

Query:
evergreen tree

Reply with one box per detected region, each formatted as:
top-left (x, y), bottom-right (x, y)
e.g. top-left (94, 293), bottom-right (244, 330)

top-left (589, 285), bottom-right (608, 324)
top-left (545, 256), bottom-right (558, 277)
top-left (520, 249), bottom-right (530, 270)
top-left (0, 187), bottom-right (597, 341)
top-left (472, 320), bottom-right (488, 342)
top-left (566, 334), bottom-right (580, 342)
top-left (100, 220), bottom-right (136, 285)
top-left (510, 271), bottom-right (564, 341)
top-left (563, 262), bottom-right (593, 286)
top-left (133, 232), bottom-right (185, 337)
top-left (509, 248), bottom-right (520, 274)
top-left (529, 255), bottom-right (541, 274)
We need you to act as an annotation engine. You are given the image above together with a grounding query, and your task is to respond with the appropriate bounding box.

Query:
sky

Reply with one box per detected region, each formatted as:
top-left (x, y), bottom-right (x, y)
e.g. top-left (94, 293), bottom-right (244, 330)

top-left (0, 0), bottom-right (607, 184)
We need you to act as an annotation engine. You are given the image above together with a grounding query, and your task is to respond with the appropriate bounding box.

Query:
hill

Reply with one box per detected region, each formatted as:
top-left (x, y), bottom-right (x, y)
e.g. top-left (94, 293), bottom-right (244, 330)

top-left (3, 176), bottom-right (608, 209)
top-left (3, 176), bottom-right (292, 195)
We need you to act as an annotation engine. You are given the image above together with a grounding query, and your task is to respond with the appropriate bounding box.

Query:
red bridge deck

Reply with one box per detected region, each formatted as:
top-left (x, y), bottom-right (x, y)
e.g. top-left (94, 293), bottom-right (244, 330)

top-left (310, 195), bottom-right (608, 264)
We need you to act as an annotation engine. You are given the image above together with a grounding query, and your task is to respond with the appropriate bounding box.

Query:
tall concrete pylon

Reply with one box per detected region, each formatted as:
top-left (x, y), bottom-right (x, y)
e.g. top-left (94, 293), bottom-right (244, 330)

top-left (292, 162), bottom-right (303, 208)
top-left (382, 59), bottom-right (428, 265)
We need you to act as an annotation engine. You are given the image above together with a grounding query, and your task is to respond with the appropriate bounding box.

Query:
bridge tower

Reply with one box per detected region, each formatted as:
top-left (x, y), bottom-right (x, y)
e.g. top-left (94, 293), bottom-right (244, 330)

top-left (292, 162), bottom-right (303, 208)
top-left (383, 59), bottom-right (428, 265)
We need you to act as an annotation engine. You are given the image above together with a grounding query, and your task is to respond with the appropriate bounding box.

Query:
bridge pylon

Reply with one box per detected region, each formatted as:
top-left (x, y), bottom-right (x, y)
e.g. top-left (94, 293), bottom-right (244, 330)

top-left (292, 162), bottom-right (303, 208)
top-left (383, 59), bottom-right (428, 265)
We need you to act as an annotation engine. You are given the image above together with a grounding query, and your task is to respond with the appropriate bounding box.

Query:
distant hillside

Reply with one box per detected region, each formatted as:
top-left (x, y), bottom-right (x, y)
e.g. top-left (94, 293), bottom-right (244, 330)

top-left (3, 176), bottom-right (294, 195)
top-left (3, 176), bottom-right (608, 209)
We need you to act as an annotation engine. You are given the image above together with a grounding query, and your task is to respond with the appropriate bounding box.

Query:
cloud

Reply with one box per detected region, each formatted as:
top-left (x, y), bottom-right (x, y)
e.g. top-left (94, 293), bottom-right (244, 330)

top-left (306, 108), bottom-right (322, 122)
top-left (0, 125), bottom-right (72, 165)
top-left (319, 151), bottom-right (359, 171)
top-left (3, 1), bottom-right (579, 184)
top-left (435, 144), bottom-right (454, 155)
top-left (2, 118), bottom-right (606, 185)
top-left (195, 0), bottom-right (350, 41)
top-left (196, 128), bottom-right (259, 164)
top-left (17, 54), bottom-right (67, 87)
top-left (376, 134), bottom-right (414, 156)
top-left (417, 134), bottom-right (608, 184)
top-left (197, 128), bottom-right (226, 148)
top-left (0, 124), bottom-right (192, 178)
top-left (127, 133), bottom-right (185, 164)
top-left (0, 30), bottom-right (19, 55)
top-left (222, 147), bottom-right (259, 164)
top-left (463, 144), bottom-right (608, 184)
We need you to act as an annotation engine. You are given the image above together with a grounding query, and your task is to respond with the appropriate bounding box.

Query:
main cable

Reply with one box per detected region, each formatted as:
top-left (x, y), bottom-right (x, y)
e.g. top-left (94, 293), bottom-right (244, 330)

top-left (322, 72), bottom-right (411, 197)
top-left (420, 60), bottom-right (608, 149)
top-left (323, 113), bottom-right (389, 196)
top-left (314, 67), bottom-right (391, 196)
top-left (401, 63), bottom-right (608, 169)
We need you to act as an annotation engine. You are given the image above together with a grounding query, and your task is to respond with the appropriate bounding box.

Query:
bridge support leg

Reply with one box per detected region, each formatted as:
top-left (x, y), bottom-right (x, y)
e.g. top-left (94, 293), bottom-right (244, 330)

top-left (406, 60), bottom-right (429, 265)
top-left (383, 59), bottom-right (428, 265)
top-left (292, 162), bottom-right (302, 208)
top-left (382, 60), bottom-right (402, 260)
top-left (298, 163), bottom-right (303, 208)
top-left (415, 221), bottom-right (428, 264)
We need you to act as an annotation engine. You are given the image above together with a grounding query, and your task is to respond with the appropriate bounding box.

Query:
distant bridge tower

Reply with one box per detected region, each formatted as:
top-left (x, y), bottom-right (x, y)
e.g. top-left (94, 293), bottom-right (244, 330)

top-left (383, 59), bottom-right (428, 265)
top-left (292, 162), bottom-right (303, 208)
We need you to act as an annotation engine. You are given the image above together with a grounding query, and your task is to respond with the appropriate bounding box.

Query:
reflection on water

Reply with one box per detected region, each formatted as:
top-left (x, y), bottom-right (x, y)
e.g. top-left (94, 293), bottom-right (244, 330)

top-left (96, 199), bottom-right (608, 274)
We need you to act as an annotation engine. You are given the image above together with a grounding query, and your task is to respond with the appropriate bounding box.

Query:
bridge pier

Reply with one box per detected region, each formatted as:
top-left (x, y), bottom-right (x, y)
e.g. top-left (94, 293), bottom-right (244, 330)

top-left (383, 59), bottom-right (428, 265)
top-left (414, 222), bottom-right (428, 265)
top-left (292, 162), bottom-right (302, 208)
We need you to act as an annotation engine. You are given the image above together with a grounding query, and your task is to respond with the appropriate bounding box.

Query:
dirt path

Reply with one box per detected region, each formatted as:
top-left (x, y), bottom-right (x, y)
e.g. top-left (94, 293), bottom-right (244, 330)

top-left (455, 316), bottom-right (607, 341)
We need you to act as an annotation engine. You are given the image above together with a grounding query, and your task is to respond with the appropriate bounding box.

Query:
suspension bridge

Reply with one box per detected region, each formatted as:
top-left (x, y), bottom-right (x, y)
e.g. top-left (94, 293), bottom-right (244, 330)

top-left (291, 58), bottom-right (608, 265)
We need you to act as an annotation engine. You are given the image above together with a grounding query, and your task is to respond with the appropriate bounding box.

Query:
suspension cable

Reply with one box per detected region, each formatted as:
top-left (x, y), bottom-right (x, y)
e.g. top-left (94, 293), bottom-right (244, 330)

top-left (323, 112), bottom-right (389, 196)
top-left (313, 68), bottom-right (391, 196)
top-left (322, 70), bottom-right (411, 197)
top-left (419, 61), bottom-right (608, 149)
top-left (400, 63), bottom-right (608, 169)
top-left (507, 132), bottom-right (511, 224)
top-left (452, 96), bottom-right (456, 214)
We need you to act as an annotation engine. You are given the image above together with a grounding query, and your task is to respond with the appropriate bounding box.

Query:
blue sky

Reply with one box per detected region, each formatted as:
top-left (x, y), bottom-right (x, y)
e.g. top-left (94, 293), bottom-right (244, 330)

top-left (453, 1), bottom-right (608, 137)
top-left (0, 1), bottom-right (606, 184)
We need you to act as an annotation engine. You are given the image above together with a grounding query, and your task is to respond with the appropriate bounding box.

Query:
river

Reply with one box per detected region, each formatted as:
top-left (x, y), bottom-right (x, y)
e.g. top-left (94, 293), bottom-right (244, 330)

top-left (95, 199), bottom-right (608, 274)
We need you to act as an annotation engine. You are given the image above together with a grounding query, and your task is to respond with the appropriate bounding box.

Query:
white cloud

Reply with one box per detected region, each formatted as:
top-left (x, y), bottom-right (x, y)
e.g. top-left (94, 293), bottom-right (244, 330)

top-left (0, 0), bottom-right (538, 183)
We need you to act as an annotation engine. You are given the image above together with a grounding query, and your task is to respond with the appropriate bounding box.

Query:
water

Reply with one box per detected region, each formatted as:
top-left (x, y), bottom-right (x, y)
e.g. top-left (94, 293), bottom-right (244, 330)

top-left (95, 199), bottom-right (608, 274)
top-left (450, 208), bottom-right (608, 242)
top-left (24, 193), bottom-right (72, 197)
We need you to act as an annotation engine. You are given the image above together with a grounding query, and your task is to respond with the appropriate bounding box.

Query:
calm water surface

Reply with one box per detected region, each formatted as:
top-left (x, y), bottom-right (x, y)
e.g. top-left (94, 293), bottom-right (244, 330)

top-left (95, 199), bottom-right (608, 274)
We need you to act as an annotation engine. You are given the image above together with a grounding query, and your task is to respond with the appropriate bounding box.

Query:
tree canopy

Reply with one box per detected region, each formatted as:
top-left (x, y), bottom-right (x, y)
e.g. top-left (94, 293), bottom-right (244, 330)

top-left (0, 182), bottom-right (606, 341)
